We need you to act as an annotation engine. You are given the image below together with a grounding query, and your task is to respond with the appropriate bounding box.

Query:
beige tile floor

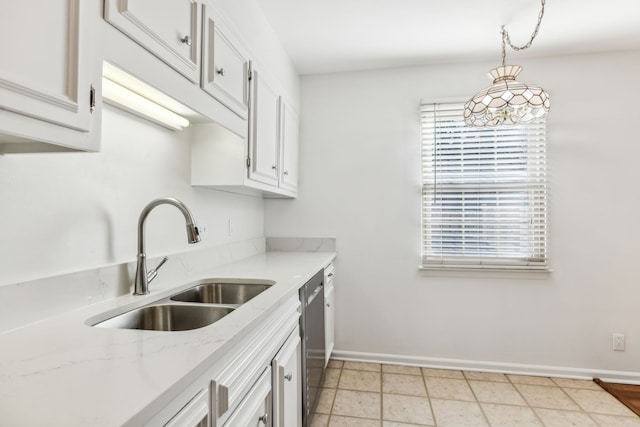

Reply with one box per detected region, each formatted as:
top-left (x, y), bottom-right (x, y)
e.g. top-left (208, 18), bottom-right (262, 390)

top-left (310, 360), bottom-right (640, 427)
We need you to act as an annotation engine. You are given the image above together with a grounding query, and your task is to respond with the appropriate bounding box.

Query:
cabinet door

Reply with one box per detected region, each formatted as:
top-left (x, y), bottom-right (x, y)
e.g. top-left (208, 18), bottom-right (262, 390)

top-left (104, 0), bottom-right (201, 83)
top-left (248, 67), bottom-right (280, 187)
top-left (279, 101), bottom-right (299, 193)
top-left (202, 5), bottom-right (249, 118)
top-left (222, 367), bottom-right (272, 427)
top-left (272, 330), bottom-right (301, 427)
top-left (0, 0), bottom-right (98, 149)
top-left (324, 284), bottom-right (335, 367)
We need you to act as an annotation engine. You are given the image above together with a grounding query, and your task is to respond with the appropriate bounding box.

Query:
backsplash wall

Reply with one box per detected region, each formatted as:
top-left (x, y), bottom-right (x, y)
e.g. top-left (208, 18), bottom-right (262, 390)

top-left (0, 105), bottom-right (265, 287)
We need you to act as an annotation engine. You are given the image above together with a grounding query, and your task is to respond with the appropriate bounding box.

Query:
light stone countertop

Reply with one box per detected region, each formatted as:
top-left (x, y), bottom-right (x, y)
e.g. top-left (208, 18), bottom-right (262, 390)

top-left (0, 251), bottom-right (336, 427)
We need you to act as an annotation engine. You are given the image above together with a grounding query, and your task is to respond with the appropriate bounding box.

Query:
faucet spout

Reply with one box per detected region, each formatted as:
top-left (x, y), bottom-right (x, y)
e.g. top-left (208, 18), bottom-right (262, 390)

top-left (134, 198), bottom-right (201, 295)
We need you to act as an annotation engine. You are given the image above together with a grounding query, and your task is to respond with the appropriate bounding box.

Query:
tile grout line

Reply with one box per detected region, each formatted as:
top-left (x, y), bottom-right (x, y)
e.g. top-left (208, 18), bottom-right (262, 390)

top-left (421, 368), bottom-right (438, 426)
top-left (555, 385), bottom-right (604, 427)
top-left (505, 373), bottom-right (547, 426)
top-left (379, 365), bottom-right (383, 427)
top-left (327, 362), bottom-right (344, 425)
top-left (462, 371), bottom-right (493, 427)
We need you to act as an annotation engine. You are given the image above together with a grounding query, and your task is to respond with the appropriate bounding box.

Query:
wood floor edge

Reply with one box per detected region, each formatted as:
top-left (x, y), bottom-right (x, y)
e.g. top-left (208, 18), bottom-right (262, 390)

top-left (594, 377), bottom-right (640, 417)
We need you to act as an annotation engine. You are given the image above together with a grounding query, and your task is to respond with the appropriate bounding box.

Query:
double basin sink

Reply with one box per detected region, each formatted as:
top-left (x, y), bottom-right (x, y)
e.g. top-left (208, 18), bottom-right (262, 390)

top-left (93, 279), bottom-right (274, 332)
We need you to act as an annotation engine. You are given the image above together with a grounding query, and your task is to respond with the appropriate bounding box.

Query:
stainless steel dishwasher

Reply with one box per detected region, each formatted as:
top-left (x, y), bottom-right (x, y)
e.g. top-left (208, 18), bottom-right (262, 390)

top-left (299, 269), bottom-right (325, 427)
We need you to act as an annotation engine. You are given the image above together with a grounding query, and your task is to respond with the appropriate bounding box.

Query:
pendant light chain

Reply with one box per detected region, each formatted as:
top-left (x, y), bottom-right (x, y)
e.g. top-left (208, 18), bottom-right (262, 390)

top-left (501, 0), bottom-right (546, 66)
top-left (464, 0), bottom-right (550, 127)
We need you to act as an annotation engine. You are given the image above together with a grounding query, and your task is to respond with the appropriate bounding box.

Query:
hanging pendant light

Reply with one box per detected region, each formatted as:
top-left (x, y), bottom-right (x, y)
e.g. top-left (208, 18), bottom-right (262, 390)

top-left (464, 0), bottom-right (550, 127)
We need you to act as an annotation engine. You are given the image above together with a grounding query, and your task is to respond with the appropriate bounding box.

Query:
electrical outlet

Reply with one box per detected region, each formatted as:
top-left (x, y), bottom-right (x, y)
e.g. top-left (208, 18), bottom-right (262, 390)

top-left (613, 333), bottom-right (625, 351)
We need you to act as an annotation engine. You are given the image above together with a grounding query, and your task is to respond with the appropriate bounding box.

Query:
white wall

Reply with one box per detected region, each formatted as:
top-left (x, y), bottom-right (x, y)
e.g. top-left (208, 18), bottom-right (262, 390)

top-left (0, 105), bottom-right (264, 287)
top-left (265, 49), bottom-right (640, 377)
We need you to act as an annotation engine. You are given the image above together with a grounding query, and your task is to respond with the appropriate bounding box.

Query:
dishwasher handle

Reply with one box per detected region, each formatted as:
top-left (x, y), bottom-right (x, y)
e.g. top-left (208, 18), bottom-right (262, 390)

top-left (307, 283), bottom-right (324, 305)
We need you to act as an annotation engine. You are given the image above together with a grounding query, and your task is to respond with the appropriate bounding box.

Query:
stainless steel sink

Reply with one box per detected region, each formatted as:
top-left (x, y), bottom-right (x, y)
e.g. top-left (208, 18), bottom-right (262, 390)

top-left (93, 304), bottom-right (234, 331)
top-left (170, 281), bottom-right (274, 305)
top-left (90, 278), bottom-right (275, 332)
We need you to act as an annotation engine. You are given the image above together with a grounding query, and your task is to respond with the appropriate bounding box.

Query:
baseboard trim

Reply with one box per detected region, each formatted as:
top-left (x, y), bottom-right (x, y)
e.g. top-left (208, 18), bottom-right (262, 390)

top-left (331, 350), bottom-right (640, 385)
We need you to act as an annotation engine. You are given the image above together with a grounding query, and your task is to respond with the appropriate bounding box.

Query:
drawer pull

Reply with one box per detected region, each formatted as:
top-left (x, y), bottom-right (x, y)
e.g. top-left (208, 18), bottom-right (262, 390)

top-left (284, 373), bottom-right (293, 381)
top-left (217, 67), bottom-right (226, 76)
top-left (259, 413), bottom-right (268, 424)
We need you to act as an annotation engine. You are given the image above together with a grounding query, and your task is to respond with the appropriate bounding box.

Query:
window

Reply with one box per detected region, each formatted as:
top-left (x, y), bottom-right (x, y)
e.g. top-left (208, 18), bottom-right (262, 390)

top-left (420, 102), bottom-right (548, 270)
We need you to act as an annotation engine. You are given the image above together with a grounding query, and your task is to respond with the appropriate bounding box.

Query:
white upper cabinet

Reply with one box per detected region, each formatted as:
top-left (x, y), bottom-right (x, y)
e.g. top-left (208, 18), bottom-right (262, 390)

top-left (104, 0), bottom-right (201, 83)
top-left (279, 100), bottom-right (299, 193)
top-left (248, 66), bottom-right (281, 188)
top-left (0, 0), bottom-right (101, 152)
top-left (201, 5), bottom-right (249, 118)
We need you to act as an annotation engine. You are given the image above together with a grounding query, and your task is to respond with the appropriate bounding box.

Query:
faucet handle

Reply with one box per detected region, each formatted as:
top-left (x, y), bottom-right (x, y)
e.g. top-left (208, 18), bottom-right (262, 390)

top-left (147, 256), bottom-right (169, 283)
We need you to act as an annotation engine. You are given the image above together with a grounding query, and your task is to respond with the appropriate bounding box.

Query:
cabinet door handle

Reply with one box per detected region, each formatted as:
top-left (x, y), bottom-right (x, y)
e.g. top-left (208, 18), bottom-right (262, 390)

top-left (272, 165), bottom-right (278, 171)
top-left (180, 35), bottom-right (191, 46)
top-left (328, 272), bottom-right (334, 277)
top-left (283, 171), bottom-right (289, 176)
top-left (284, 373), bottom-right (293, 381)
top-left (216, 67), bottom-right (226, 76)
top-left (259, 413), bottom-right (268, 424)
top-left (89, 85), bottom-right (96, 113)
top-left (326, 303), bottom-right (331, 308)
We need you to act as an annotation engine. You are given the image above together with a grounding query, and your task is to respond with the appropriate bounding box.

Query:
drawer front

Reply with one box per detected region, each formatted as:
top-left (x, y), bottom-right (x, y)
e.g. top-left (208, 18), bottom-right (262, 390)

top-left (211, 295), bottom-right (300, 426)
top-left (324, 264), bottom-right (335, 287)
top-left (104, 0), bottom-right (201, 83)
top-left (222, 367), bottom-right (272, 427)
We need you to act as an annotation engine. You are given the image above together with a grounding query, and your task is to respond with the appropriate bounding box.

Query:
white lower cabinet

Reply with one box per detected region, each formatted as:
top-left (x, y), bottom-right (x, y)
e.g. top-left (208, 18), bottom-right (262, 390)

top-left (209, 295), bottom-right (301, 427)
top-left (272, 331), bottom-right (302, 427)
top-left (324, 264), bottom-right (335, 367)
top-left (165, 389), bottom-right (209, 427)
top-left (222, 368), bottom-right (272, 427)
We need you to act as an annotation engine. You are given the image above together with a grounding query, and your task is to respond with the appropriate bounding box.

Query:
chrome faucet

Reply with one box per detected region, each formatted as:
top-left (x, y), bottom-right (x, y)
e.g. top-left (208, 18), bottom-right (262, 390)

top-left (134, 198), bottom-right (201, 295)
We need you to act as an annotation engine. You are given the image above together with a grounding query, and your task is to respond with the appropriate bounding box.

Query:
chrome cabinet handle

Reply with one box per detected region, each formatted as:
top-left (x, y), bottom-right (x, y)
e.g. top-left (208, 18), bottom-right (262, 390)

top-left (216, 67), bottom-right (226, 76)
top-left (259, 413), bottom-right (268, 424)
top-left (284, 373), bottom-right (293, 381)
top-left (283, 171), bottom-right (289, 176)
top-left (328, 272), bottom-right (334, 277)
top-left (181, 35), bottom-right (191, 46)
top-left (326, 303), bottom-right (331, 308)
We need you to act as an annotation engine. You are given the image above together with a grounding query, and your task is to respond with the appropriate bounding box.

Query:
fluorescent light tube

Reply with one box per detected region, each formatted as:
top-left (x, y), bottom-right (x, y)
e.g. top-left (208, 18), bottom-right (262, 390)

top-left (102, 78), bottom-right (189, 131)
top-left (101, 62), bottom-right (191, 131)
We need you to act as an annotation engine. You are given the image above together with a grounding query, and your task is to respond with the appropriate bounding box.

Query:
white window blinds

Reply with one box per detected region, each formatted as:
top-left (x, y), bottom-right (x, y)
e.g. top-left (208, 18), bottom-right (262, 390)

top-left (421, 102), bottom-right (548, 269)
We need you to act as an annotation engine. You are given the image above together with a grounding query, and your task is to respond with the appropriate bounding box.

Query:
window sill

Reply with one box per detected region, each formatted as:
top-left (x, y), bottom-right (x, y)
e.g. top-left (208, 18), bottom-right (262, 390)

top-left (418, 264), bottom-right (552, 279)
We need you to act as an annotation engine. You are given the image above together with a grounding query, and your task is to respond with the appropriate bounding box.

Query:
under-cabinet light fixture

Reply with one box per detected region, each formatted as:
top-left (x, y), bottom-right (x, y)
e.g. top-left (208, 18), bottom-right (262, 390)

top-left (101, 62), bottom-right (191, 131)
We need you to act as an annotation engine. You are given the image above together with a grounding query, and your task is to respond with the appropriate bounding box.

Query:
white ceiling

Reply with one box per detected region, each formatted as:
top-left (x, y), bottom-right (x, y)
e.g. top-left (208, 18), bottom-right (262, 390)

top-left (256, 0), bottom-right (640, 75)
